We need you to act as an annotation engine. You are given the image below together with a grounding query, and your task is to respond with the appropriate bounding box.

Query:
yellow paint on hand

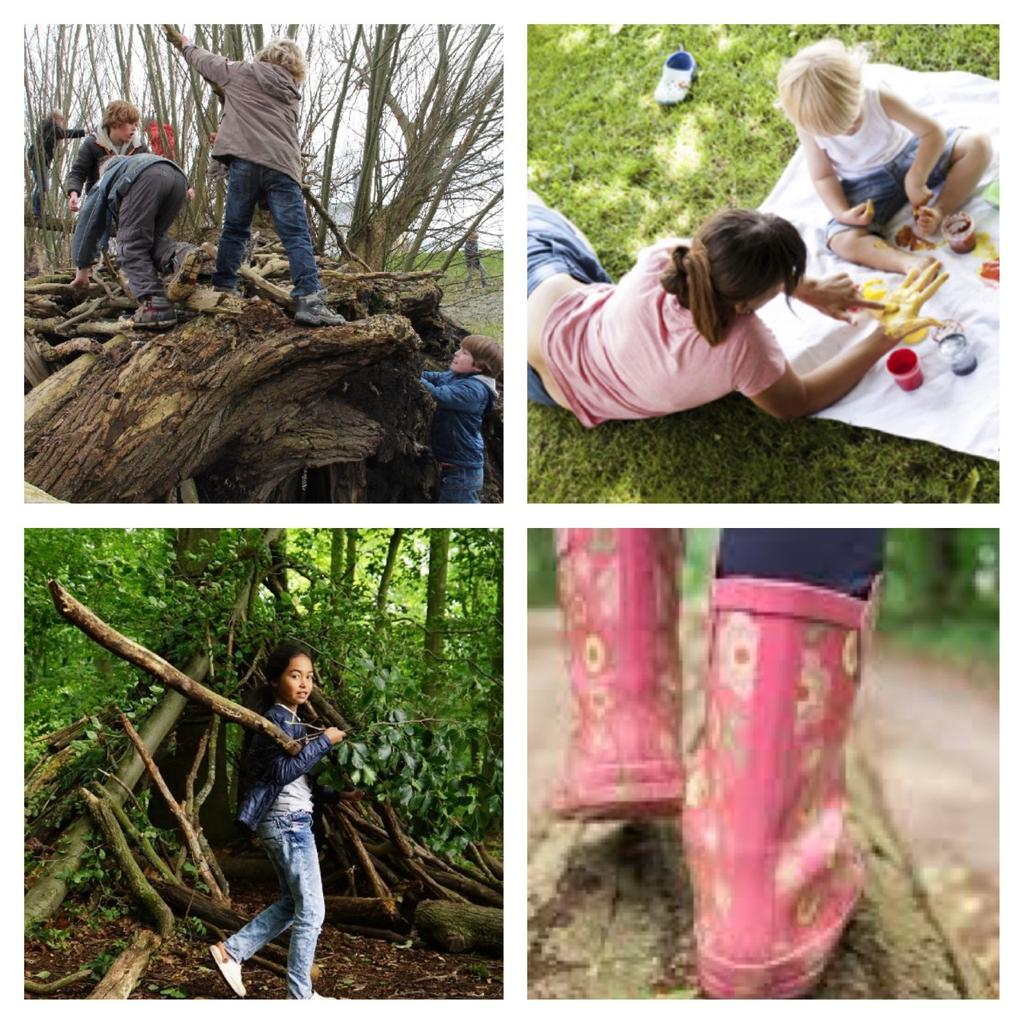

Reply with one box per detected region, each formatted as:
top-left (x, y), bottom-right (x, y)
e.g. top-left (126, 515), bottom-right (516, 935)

top-left (861, 279), bottom-right (887, 302)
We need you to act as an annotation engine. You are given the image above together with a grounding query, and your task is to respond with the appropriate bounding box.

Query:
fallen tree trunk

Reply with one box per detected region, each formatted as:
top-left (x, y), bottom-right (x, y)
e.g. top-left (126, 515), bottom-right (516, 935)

top-left (80, 788), bottom-right (175, 937)
top-left (415, 900), bottom-right (503, 956)
top-left (25, 305), bottom-right (422, 502)
top-left (87, 929), bottom-right (162, 999)
top-left (324, 895), bottom-right (406, 930)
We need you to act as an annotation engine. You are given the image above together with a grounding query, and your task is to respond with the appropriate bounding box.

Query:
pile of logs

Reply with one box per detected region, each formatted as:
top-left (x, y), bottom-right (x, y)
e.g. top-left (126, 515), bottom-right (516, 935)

top-left (26, 580), bottom-right (502, 998)
top-left (24, 239), bottom-right (501, 503)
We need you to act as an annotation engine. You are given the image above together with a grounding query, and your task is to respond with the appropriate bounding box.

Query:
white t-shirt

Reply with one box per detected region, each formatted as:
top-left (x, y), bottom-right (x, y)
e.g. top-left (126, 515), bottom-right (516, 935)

top-left (265, 704), bottom-right (314, 816)
top-left (813, 87), bottom-right (912, 180)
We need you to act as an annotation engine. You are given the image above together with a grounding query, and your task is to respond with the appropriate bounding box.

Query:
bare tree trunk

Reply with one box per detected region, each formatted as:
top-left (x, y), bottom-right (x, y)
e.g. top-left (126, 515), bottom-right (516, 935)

top-left (376, 528), bottom-right (404, 614)
top-left (424, 529), bottom-right (450, 675)
top-left (415, 900), bottom-right (502, 956)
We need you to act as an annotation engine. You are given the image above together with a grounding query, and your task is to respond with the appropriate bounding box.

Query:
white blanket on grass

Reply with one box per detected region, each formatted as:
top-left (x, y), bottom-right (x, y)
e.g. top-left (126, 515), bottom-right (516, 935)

top-left (757, 65), bottom-right (999, 461)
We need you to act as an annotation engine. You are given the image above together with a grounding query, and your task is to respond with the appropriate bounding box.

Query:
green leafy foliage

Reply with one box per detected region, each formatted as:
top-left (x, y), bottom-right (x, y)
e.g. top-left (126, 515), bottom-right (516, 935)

top-left (26, 528), bottom-right (503, 861)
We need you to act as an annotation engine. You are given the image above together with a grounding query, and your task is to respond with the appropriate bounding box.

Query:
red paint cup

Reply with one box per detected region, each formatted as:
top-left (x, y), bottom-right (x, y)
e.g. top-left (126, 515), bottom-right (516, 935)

top-left (886, 348), bottom-right (923, 391)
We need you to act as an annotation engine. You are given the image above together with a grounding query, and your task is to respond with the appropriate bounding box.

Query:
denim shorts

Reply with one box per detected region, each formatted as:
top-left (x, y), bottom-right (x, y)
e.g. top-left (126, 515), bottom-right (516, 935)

top-left (528, 364), bottom-right (559, 406)
top-left (527, 203), bottom-right (612, 297)
top-left (825, 126), bottom-right (963, 245)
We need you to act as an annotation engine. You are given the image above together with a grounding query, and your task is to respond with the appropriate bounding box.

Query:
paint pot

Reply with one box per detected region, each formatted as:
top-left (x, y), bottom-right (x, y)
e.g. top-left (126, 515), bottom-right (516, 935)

top-left (886, 348), bottom-right (924, 391)
top-left (932, 320), bottom-right (978, 376)
top-left (936, 333), bottom-right (977, 376)
top-left (941, 212), bottom-right (976, 254)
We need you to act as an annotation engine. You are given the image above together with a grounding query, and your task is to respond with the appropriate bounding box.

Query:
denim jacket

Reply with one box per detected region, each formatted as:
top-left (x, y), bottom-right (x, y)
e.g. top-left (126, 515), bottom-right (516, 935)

top-left (421, 371), bottom-right (498, 468)
top-left (237, 704), bottom-right (336, 834)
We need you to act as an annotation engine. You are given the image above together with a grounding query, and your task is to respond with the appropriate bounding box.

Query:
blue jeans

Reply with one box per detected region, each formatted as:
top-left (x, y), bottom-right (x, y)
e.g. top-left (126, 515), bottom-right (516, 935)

top-left (215, 158), bottom-right (321, 297)
top-left (438, 463), bottom-right (484, 503)
top-left (224, 810), bottom-right (324, 999)
top-left (719, 529), bottom-right (886, 599)
top-left (826, 127), bottom-right (963, 244)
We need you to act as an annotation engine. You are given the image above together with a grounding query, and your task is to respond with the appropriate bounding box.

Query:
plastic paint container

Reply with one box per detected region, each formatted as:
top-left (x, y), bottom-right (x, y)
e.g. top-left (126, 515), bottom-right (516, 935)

top-left (886, 348), bottom-right (923, 391)
top-left (941, 212), bottom-right (977, 254)
top-left (932, 320), bottom-right (978, 376)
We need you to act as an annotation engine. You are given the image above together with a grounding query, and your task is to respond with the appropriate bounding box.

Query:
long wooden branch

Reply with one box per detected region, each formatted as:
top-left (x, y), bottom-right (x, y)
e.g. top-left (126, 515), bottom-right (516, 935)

top-left (162, 24), bottom-right (226, 102)
top-left (48, 580), bottom-right (301, 755)
top-left (118, 711), bottom-right (227, 905)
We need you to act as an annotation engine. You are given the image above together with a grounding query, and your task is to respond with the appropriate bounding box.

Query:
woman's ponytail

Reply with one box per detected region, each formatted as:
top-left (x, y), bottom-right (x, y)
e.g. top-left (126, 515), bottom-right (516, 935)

top-left (660, 240), bottom-right (725, 343)
top-left (659, 210), bottom-right (807, 347)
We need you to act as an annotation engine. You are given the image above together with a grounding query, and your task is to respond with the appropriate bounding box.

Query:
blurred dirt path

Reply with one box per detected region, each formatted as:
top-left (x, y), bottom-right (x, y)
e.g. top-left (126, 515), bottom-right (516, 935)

top-left (855, 643), bottom-right (999, 987)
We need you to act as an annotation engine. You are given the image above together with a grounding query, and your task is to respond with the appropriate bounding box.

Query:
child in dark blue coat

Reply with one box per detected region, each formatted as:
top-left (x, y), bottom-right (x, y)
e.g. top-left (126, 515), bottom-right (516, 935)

top-left (420, 335), bottom-right (503, 503)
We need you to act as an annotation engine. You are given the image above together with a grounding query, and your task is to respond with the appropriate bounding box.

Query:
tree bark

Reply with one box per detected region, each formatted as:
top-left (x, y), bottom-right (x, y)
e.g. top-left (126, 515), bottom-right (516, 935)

top-left (25, 306), bottom-right (419, 502)
top-left (415, 900), bottom-right (503, 956)
top-left (87, 929), bottom-right (162, 999)
top-left (80, 788), bottom-right (175, 938)
top-left (324, 895), bottom-right (406, 930)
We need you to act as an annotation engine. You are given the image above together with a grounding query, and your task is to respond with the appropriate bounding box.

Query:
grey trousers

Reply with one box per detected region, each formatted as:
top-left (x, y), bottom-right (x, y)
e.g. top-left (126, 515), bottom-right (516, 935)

top-left (116, 163), bottom-right (188, 300)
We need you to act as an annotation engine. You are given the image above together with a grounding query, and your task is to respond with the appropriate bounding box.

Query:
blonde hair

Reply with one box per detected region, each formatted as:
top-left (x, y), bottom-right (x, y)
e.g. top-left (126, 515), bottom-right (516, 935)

top-left (462, 335), bottom-right (503, 378)
top-left (255, 38), bottom-right (307, 85)
top-left (102, 100), bottom-right (141, 131)
top-left (777, 39), bottom-right (869, 137)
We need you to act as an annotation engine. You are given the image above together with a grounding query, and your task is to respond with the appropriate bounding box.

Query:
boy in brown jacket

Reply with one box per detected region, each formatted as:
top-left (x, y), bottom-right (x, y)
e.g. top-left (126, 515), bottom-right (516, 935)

top-left (181, 35), bottom-right (345, 326)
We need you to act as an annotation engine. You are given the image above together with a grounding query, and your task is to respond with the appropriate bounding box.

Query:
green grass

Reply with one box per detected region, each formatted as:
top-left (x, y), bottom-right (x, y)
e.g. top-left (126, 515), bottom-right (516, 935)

top-left (528, 24), bottom-right (999, 503)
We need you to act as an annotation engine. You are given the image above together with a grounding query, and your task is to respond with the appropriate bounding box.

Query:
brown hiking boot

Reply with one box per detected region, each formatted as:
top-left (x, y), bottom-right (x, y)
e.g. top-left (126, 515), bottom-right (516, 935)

top-left (132, 295), bottom-right (177, 328)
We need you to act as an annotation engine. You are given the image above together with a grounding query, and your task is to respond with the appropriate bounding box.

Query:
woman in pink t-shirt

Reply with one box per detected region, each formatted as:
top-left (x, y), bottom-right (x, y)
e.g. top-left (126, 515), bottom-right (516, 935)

top-left (527, 202), bottom-right (929, 425)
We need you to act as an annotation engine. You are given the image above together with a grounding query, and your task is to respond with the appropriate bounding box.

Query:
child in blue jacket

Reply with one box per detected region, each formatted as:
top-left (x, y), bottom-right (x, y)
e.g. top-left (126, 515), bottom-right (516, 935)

top-left (420, 335), bottom-right (503, 503)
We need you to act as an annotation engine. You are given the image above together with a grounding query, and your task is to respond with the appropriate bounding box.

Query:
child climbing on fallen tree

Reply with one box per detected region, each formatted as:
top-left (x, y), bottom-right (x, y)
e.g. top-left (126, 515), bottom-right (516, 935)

top-left (70, 153), bottom-right (200, 327)
top-left (421, 336), bottom-right (503, 503)
top-left (179, 34), bottom-right (346, 326)
top-left (778, 38), bottom-right (992, 274)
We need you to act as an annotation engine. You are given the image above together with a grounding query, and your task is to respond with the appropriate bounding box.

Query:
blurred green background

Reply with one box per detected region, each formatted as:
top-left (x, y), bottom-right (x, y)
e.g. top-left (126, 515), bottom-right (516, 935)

top-left (527, 528), bottom-right (998, 667)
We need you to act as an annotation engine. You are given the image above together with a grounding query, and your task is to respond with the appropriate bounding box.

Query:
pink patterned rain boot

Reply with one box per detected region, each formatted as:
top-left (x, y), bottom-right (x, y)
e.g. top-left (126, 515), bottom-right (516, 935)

top-left (683, 576), bottom-right (878, 997)
top-left (551, 528), bottom-right (685, 820)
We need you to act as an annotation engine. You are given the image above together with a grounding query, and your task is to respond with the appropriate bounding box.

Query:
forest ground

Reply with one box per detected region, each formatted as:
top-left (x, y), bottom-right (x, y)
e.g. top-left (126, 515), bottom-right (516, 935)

top-left (527, 24), bottom-right (999, 503)
top-left (527, 608), bottom-right (998, 996)
top-left (25, 874), bottom-right (503, 999)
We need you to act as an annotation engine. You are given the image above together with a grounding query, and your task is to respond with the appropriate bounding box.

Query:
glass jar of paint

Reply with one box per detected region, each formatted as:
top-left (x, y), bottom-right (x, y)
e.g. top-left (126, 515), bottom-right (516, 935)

top-left (932, 321), bottom-right (978, 376)
top-left (941, 212), bottom-right (976, 254)
top-left (886, 348), bottom-right (923, 391)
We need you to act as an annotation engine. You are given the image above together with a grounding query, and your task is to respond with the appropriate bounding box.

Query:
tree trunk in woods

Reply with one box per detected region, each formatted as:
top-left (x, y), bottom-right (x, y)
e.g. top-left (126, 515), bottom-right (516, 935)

top-left (87, 929), bottom-right (162, 999)
top-left (24, 262), bottom-right (502, 502)
top-left (330, 529), bottom-right (344, 586)
top-left (344, 529), bottom-right (358, 590)
top-left (25, 528), bottom-right (278, 931)
top-left (415, 900), bottom-right (503, 956)
top-left (424, 529), bottom-right (450, 676)
top-left (377, 528), bottom-right (404, 614)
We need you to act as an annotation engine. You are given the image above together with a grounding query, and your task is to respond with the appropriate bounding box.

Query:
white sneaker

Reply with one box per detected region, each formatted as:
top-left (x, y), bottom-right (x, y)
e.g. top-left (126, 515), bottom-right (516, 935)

top-left (209, 943), bottom-right (246, 997)
top-left (310, 991), bottom-right (338, 1000)
top-left (654, 48), bottom-right (697, 105)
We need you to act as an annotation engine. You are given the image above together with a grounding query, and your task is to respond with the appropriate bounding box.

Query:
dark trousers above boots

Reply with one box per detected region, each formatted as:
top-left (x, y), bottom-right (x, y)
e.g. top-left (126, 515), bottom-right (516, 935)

top-left (116, 162), bottom-right (188, 300)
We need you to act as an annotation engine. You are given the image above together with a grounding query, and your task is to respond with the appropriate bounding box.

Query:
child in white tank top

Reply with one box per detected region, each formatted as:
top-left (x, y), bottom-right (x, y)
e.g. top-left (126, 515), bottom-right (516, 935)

top-left (778, 39), bottom-right (992, 274)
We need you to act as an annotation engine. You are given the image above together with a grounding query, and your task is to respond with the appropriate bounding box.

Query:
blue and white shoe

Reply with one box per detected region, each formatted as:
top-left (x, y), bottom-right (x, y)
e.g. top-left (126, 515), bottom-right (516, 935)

top-left (655, 48), bottom-right (697, 105)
